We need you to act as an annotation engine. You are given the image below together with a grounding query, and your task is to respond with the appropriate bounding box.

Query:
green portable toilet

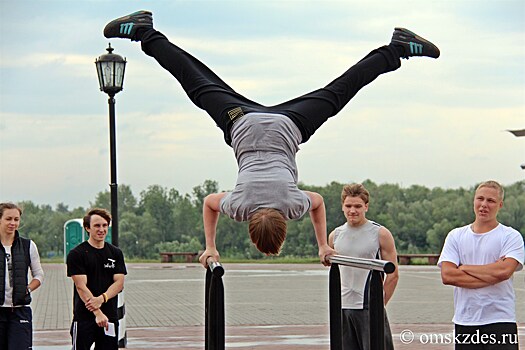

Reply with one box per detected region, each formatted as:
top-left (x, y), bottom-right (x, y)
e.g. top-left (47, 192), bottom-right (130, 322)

top-left (64, 219), bottom-right (113, 261)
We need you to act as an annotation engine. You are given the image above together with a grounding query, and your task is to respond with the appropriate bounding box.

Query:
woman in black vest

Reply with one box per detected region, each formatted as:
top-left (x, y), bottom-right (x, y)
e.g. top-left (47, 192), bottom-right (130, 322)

top-left (0, 203), bottom-right (44, 350)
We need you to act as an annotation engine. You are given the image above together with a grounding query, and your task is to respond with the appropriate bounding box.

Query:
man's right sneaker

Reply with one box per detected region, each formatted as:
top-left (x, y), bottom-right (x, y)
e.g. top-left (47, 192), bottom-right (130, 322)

top-left (104, 10), bottom-right (153, 40)
top-left (391, 28), bottom-right (440, 59)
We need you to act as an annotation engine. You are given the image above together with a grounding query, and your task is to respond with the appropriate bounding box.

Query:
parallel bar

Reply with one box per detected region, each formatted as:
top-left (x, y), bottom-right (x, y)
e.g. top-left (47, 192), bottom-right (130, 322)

top-left (204, 269), bottom-right (211, 350)
top-left (208, 259), bottom-right (224, 277)
top-left (329, 263), bottom-right (343, 350)
top-left (205, 258), bottom-right (225, 350)
top-left (328, 255), bottom-right (395, 274)
top-left (369, 270), bottom-right (385, 350)
top-left (328, 255), bottom-right (394, 350)
top-left (208, 274), bottom-right (224, 350)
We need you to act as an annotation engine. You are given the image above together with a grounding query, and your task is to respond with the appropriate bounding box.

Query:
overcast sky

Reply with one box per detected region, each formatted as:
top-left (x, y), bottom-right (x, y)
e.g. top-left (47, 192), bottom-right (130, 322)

top-left (1, 0), bottom-right (524, 209)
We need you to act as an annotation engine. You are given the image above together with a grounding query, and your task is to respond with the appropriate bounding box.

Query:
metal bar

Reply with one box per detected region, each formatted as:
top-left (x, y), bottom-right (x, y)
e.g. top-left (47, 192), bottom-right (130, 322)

top-left (204, 268), bottom-right (211, 350)
top-left (328, 255), bottom-right (395, 274)
top-left (208, 273), bottom-right (225, 350)
top-left (329, 263), bottom-right (343, 350)
top-left (208, 258), bottom-right (224, 278)
top-left (369, 270), bottom-right (385, 350)
top-left (205, 258), bottom-right (225, 350)
top-left (328, 255), bottom-right (393, 350)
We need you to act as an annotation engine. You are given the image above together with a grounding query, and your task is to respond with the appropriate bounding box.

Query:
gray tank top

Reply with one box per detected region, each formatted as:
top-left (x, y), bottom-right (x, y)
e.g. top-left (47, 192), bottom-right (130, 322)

top-left (333, 220), bottom-right (381, 309)
top-left (220, 113), bottom-right (311, 221)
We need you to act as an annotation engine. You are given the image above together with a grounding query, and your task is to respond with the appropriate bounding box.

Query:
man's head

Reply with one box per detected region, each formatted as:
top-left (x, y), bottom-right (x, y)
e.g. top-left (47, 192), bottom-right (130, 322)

top-left (248, 208), bottom-right (287, 255)
top-left (341, 183), bottom-right (370, 205)
top-left (341, 184), bottom-right (369, 227)
top-left (83, 208), bottom-right (112, 243)
top-left (473, 180), bottom-right (504, 224)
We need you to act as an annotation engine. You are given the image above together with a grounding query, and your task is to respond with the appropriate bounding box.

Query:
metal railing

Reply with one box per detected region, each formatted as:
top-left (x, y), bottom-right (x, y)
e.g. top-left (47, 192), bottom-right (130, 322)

top-left (328, 255), bottom-right (396, 350)
top-left (204, 258), bottom-right (225, 350)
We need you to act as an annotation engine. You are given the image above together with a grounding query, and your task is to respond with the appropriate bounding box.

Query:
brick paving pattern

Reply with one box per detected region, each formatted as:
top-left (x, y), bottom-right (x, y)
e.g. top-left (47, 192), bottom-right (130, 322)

top-left (32, 263), bottom-right (525, 349)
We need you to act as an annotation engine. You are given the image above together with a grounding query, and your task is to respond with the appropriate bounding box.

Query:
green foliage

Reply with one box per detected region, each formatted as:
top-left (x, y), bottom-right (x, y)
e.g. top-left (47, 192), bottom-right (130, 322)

top-left (155, 237), bottom-right (202, 253)
top-left (12, 180), bottom-right (525, 260)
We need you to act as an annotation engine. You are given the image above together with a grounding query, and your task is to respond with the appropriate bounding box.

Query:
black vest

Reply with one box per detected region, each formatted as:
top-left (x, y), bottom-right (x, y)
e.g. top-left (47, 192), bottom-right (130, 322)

top-left (0, 231), bottom-right (31, 306)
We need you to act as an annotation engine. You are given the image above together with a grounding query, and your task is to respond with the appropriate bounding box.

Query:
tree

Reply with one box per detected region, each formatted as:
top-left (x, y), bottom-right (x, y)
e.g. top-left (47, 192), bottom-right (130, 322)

top-left (91, 184), bottom-right (137, 215)
top-left (13, 180), bottom-right (524, 260)
top-left (139, 185), bottom-right (176, 242)
top-left (119, 211), bottom-right (162, 259)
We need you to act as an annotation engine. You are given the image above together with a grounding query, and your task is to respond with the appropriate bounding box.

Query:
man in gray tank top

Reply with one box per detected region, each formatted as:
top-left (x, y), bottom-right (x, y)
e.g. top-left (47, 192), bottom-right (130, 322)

top-left (104, 11), bottom-right (439, 267)
top-left (329, 184), bottom-right (398, 350)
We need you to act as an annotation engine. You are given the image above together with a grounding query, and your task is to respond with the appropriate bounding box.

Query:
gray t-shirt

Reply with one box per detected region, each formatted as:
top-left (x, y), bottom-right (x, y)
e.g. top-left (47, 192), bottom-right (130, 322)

top-left (220, 113), bottom-right (311, 221)
top-left (333, 220), bottom-right (381, 309)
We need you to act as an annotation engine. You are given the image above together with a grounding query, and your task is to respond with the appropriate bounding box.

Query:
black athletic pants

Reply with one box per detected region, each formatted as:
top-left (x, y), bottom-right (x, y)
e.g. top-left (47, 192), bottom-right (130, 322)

top-left (342, 308), bottom-right (394, 350)
top-left (70, 319), bottom-right (119, 350)
top-left (455, 323), bottom-right (519, 350)
top-left (0, 306), bottom-right (32, 350)
top-left (140, 29), bottom-right (401, 146)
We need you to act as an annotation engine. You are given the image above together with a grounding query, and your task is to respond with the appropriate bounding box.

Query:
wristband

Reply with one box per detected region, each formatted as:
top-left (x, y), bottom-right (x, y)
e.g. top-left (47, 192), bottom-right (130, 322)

top-left (102, 293), bottom-right (108, 303)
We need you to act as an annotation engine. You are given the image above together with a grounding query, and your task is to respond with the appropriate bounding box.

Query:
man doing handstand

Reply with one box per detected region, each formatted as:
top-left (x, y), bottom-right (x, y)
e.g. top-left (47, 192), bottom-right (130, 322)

top-left (103, 11), bottom-right (440, 266)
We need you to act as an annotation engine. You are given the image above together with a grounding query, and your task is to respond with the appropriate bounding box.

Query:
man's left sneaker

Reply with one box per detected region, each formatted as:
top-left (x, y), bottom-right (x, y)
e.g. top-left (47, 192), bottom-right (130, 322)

top-left (391, 28), bottom-right (440, 59)
top-left (103, 10), bottom-right (153, 40)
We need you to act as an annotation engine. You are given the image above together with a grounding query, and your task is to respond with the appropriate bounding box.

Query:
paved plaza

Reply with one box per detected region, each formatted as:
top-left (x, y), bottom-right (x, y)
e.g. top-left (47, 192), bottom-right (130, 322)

top-left (32, 263), bottom-right (525, 349)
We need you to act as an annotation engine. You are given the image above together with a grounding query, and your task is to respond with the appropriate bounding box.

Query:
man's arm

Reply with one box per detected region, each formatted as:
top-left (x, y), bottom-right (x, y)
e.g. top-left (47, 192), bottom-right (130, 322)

top-left (378, 227), bottom-right (399, 305)
top-left (328, 231), bottom-right (336, 249)
top-left (84, 274), bottom-right (125, 313)
top-left (459, 258), bottom-right (520, 284)
top-left (198, 193), bottom-right (226, 267)
top-left (71, 275), bottom-right (109, 328)
top-left (441, 261), bottom-right (493, 289)
top-left (304, 191), bottom-right (336, 266)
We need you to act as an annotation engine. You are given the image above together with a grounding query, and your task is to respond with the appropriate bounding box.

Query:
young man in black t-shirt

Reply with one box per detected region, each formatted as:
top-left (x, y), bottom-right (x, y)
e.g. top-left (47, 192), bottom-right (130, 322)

top-left (66, 208), bottom-right (127, 350)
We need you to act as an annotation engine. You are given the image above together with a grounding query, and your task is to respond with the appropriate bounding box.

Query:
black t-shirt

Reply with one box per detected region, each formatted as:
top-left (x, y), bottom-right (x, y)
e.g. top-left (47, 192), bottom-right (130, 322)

top-left (66, 241), bottom-right (127, 321)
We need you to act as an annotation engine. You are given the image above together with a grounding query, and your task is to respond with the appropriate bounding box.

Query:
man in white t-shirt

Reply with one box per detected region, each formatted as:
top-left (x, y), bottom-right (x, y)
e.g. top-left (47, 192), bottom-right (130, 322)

top-left (438, 180), bottom-right (524, 350)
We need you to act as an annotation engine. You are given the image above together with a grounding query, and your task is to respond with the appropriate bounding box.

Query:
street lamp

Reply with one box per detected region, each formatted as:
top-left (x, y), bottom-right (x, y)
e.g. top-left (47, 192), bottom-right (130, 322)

top-left (506, 129), bottom-right (525, 170)
top-left (95, 43), bottom-right (126, 247)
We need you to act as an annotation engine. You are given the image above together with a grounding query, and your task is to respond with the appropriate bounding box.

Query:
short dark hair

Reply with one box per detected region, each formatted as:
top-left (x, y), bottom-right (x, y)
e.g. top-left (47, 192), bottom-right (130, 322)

top-left (83, 208), bottom-right (111, 230)
top-left (0, 202), bottom-right (22, 219)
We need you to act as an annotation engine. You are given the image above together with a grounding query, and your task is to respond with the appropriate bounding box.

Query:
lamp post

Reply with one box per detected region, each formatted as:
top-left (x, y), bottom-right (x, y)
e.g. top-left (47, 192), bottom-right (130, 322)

top-left (506, 129), bottom-right (525, 170)
top-left (95, 43), bottom-right (126, 247)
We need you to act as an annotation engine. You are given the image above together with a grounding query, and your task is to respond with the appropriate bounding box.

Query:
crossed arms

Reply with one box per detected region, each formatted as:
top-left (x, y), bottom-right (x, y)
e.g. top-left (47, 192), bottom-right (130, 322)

top-left (441, 258), bottom-right (520, 289)
top-left (71, 274), bottom-right (125, 328)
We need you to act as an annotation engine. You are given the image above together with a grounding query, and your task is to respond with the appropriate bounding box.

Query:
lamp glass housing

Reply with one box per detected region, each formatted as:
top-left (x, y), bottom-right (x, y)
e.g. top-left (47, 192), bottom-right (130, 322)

top-left (95, 45), bottom-right (126, 95)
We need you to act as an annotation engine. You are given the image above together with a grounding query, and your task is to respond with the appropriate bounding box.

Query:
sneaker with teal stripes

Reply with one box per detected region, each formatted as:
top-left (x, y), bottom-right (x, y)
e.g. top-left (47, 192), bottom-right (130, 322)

top-left (104, 10), bottom-right (153, 41)
top-left (391, 28), bottom-right (440, 59)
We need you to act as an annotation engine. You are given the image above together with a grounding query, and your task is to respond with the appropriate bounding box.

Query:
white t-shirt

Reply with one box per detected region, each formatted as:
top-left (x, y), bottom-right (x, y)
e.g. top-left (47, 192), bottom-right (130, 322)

top-left (438, 223), bottom-right (524, 325)
top-left (2, 241), bottom-right (44, 307)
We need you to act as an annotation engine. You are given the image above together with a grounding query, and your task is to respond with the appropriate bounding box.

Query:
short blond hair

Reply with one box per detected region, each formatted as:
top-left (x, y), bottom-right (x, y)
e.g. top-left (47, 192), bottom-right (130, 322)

top-left (476, 180), bottom-right (504, 200)
top-left (248, 208), bottom-right (287, 255)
